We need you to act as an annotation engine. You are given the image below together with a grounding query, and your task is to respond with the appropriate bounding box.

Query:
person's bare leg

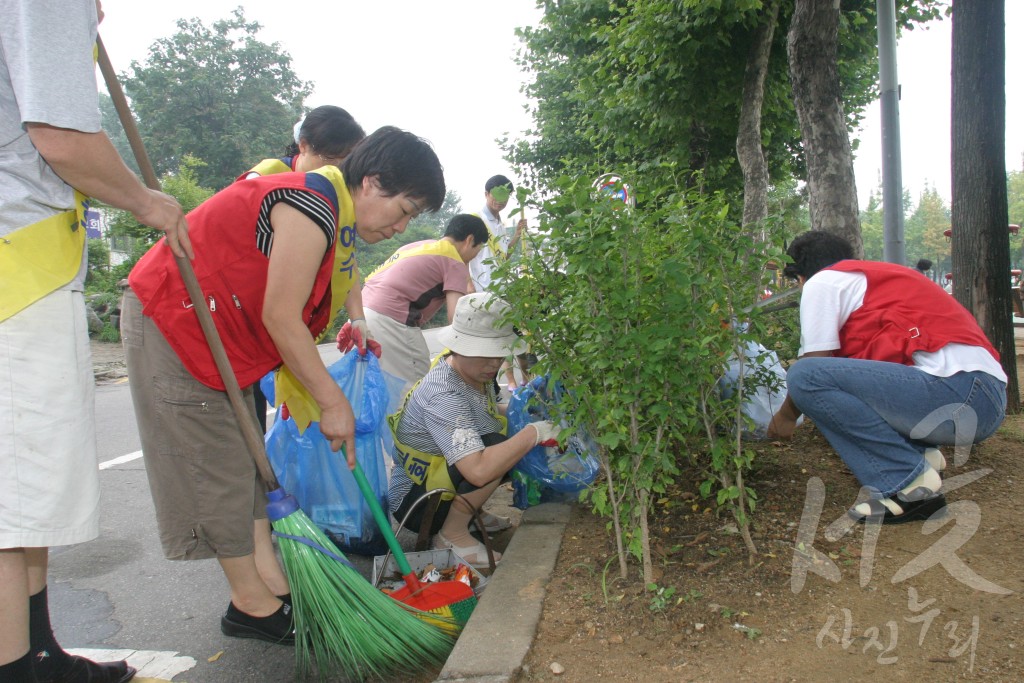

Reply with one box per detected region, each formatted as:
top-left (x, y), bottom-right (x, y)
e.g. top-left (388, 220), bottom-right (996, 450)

top-left (439, 480), bottom-right (501, 546)
top-left (218, 554), bottom-right (282, 617)
top-left (25, 546), bottom-right (48, 595)
top-left (0, 548), bottom-right (30, 665)
top-left (253, 519), bottom-right (289, 597)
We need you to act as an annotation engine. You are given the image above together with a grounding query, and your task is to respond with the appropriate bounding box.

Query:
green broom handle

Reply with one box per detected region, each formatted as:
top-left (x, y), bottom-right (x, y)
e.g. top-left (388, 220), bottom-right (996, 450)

top-left (351, 461), bottom-right (418, 582)
top-left (97, 36), bottom-right (279, 490)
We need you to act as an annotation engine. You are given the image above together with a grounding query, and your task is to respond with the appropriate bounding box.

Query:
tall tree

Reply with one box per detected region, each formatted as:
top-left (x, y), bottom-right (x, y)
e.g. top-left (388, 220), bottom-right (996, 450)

top-left (904, 185), bottom-right (951, 275)
top-left (860, 187), bottom-right (885, 260)
top-left (513, 1), bottom-right (804, 211)
top-left (514, 1), bottom-right (940, 233)
top-left (951, 0), bottom-right (1018, 410)
top-left (124, 9), bottom-right (311, 189)
top-left (737, 0), bottom-right (781, 230)
top-left (787, 0), bottom-right (861, 255)
top-left (98, 93), bottom-right (138, 175)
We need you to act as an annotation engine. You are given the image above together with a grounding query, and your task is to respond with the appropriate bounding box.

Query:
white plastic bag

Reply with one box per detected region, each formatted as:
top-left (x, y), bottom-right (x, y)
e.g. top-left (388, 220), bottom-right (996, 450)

top-left (718, 340), bottom-right (800, 440)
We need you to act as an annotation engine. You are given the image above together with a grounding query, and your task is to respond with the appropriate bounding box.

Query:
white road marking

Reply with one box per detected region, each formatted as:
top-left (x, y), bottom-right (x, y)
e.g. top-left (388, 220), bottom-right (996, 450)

top-left (67, 648), bottom-right (196, 680)
top-left (99, 451), bottom-right (142, 470)
top-left (98, 406), bottom-right (273, 471)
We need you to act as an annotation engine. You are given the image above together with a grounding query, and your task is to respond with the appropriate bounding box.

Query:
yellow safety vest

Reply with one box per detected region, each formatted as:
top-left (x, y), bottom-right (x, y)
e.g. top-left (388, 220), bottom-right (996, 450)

top-left (2, 42), bottom-right (99, 321)
top-left (271, 165), bottom-right (357, 432)
top-left (0, 192), bottom-right (90, 322)
top-left (388, 352), bottom-right (507, 500)
top-left (471, 213), bottom-right (507, 264)
top-left (365, 238), bottom-right (463, 283)
top-left (247, 158), bottom-right (294, 177)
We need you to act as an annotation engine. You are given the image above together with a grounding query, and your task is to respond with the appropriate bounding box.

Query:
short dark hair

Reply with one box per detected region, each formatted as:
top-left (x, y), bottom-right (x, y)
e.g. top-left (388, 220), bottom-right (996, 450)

top-left (783, 231), bottom-right (855, 280)
top-left (485, 174), bottom-right (514, 194)
top-left (341, 126), bottom-right (445, 212)
top-left (916, 258), bottom-right (933, 272)
top-left (445, 214), bottom-right (489, 246)
top-left (287, 105), bottom-right (365, 159)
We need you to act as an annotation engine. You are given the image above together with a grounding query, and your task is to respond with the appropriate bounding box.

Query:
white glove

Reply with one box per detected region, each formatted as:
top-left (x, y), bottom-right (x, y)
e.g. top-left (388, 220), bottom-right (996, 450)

top-left (530, 420), bottom-right (560, 446)
top-left (350, 318), bottom-right (372, 345)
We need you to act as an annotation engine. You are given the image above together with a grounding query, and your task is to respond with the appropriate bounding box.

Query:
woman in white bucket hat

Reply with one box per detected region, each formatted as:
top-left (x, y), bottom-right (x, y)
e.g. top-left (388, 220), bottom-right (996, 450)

top-left (387, 293), bottom-right (559, 567)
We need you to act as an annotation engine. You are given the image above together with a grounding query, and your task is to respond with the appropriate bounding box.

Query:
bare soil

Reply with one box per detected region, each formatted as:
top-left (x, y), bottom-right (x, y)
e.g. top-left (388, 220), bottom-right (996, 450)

top-left (516, 350), bottom-right (1024, 683)
top-left (90, 340), bottom-right (129, 385)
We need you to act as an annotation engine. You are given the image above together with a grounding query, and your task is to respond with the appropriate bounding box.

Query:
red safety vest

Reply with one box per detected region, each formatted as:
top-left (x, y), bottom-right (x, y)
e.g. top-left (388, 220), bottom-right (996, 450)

top-left (129, 173), bottom-right (339, 390)
top-left (826, 260), bottom-right (999, 365)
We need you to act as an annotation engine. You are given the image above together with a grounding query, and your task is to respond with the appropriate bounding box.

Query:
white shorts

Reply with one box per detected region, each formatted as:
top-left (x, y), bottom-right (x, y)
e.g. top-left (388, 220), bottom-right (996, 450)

top-left (365, 307), bottom-right (431, 384)
top-left (0, 290), bottom-right (99, 548)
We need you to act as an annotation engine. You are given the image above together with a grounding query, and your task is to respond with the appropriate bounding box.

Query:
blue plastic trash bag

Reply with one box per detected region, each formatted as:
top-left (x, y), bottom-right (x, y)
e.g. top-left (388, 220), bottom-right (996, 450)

top-left (264, 351), bottom-right (391, 555)
top-left (507, 375), bottom-right (600, 509)
top-left (259, 369), bottom-right (276, 406)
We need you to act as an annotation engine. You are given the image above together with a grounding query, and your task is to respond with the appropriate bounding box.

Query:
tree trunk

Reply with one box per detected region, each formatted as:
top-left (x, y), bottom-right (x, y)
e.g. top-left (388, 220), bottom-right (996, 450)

top-left (787, 0), bottom-right (862, 256)
top-left (951, 0), bottom-right (1019, 411)
top-left (737, 0), bottom-right (780, 233)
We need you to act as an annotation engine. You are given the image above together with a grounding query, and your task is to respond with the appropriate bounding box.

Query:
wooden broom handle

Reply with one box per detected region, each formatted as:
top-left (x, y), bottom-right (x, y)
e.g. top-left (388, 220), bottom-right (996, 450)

top-left (97, 36), bottom-right (279, 488)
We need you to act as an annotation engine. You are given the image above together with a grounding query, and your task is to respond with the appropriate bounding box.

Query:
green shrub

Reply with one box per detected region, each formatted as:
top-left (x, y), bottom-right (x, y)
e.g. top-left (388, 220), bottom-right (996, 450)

top-left (98, 324), bottom-right (120, 343)
top-left (500, 168), bottom-right (788, 583)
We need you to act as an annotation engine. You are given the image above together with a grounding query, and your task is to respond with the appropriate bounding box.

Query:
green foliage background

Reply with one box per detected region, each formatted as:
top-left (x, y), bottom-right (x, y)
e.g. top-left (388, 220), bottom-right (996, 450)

top-left (121, 9), bottom-right (311, 190)
top-left (500, 0), bottom-right (942, 579)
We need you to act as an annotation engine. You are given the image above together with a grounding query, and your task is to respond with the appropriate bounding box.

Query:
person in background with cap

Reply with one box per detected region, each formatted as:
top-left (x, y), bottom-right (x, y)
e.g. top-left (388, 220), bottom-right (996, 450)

top-left (387, 294), bottom-right (558, 568)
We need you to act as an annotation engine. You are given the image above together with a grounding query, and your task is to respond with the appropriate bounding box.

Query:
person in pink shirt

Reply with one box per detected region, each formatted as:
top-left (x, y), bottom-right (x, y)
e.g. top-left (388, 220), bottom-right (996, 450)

top-left (361, 214), bottom-right (489, 383)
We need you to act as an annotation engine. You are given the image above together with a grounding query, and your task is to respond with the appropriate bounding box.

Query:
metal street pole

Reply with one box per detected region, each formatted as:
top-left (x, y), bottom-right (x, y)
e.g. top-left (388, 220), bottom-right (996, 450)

top-left (877, 0), bottom-right (906, 264)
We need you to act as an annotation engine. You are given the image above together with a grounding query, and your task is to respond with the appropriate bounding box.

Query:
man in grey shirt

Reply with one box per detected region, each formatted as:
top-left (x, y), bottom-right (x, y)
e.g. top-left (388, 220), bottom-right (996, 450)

top-left (1, 2), bottom-right (189, 680)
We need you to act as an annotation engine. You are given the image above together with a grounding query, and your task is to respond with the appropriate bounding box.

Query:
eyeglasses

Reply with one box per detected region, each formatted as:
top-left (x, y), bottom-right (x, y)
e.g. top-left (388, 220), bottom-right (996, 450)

top-left (316, 152), bottom-right (346, 167)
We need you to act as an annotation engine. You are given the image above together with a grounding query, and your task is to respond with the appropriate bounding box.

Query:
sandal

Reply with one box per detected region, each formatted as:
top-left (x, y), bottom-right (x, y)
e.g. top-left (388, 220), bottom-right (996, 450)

top-left (433, 531), bottom-right (502, 569)
top-left (848, 492), bottom-right (947, 525)
top-left (471, 511), bottom-right (514, 534)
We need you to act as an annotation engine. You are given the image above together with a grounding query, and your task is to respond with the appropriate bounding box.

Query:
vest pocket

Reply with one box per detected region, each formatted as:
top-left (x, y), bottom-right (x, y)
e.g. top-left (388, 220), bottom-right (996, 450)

top-left (201, 271), bottom-right (266, 364)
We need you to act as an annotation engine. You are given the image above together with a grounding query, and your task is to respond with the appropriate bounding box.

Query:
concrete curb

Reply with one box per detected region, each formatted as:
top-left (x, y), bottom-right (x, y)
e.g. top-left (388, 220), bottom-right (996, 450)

top-left (434, 502), bottom-right (572, 683)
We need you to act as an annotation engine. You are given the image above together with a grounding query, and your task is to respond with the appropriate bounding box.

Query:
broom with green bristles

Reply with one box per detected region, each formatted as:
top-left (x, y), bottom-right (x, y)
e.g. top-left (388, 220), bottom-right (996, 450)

top-left (97, 36), bottom-right (455, 680)
top-left (347, 355), bottom-right (478, 636)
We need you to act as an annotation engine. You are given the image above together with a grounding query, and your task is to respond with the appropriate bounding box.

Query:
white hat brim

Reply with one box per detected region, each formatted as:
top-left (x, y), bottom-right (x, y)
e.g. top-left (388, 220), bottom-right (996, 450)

top-left (438, 327), bottom-right (526, 358)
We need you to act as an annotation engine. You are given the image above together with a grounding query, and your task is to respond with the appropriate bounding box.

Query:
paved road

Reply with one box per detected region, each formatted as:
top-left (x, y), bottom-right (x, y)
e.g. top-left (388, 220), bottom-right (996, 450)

top-left (51, 342), bottom-right (368, 682)
top-left (55, 330), bottom-right (524, 682)
top-left (52, 382), bottom-right (296, 681)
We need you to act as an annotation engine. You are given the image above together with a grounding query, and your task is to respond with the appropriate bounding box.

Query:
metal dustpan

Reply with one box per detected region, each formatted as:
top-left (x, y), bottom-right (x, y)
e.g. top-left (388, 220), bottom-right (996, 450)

top-left (372, 547), bottom-right (488, 598)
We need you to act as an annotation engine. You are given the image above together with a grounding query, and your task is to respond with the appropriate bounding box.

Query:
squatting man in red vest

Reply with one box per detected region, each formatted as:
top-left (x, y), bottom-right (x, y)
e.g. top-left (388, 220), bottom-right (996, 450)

top-left (768, 231), bottom-right (1006, 524)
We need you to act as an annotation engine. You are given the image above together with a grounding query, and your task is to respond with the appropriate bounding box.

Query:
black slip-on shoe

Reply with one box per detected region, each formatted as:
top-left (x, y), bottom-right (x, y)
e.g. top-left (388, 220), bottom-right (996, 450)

top-left (43, 656), bottom-right (137, 683)
top-left (220, 602), bottom-right (295, 645)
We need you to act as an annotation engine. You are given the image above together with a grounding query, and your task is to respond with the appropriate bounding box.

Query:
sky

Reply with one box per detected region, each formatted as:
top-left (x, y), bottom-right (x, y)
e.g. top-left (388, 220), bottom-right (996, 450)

top-left (851, 2), bottom-right (1024, 210)
top-left (97, 0), bottom-right (544, 214)
top-left (96, 1), bottom-right (1021, 216)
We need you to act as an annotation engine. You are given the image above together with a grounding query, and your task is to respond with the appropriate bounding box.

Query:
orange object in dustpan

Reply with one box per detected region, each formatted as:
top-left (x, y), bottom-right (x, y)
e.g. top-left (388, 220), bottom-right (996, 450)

top-left (352, 461), bottom-right (477, 635)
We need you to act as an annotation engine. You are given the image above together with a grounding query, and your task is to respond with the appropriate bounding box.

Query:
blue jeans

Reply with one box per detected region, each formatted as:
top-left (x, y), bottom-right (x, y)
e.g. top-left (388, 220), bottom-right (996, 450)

top-left (786, 357), bottom-right (1006, 498)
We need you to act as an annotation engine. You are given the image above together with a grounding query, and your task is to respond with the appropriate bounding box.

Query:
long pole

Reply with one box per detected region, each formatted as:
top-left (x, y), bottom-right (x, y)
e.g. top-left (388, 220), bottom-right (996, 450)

top-left (877, 0), bottom-right (906, 264)
top-left (96, 37), bottom-right (278, 488)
